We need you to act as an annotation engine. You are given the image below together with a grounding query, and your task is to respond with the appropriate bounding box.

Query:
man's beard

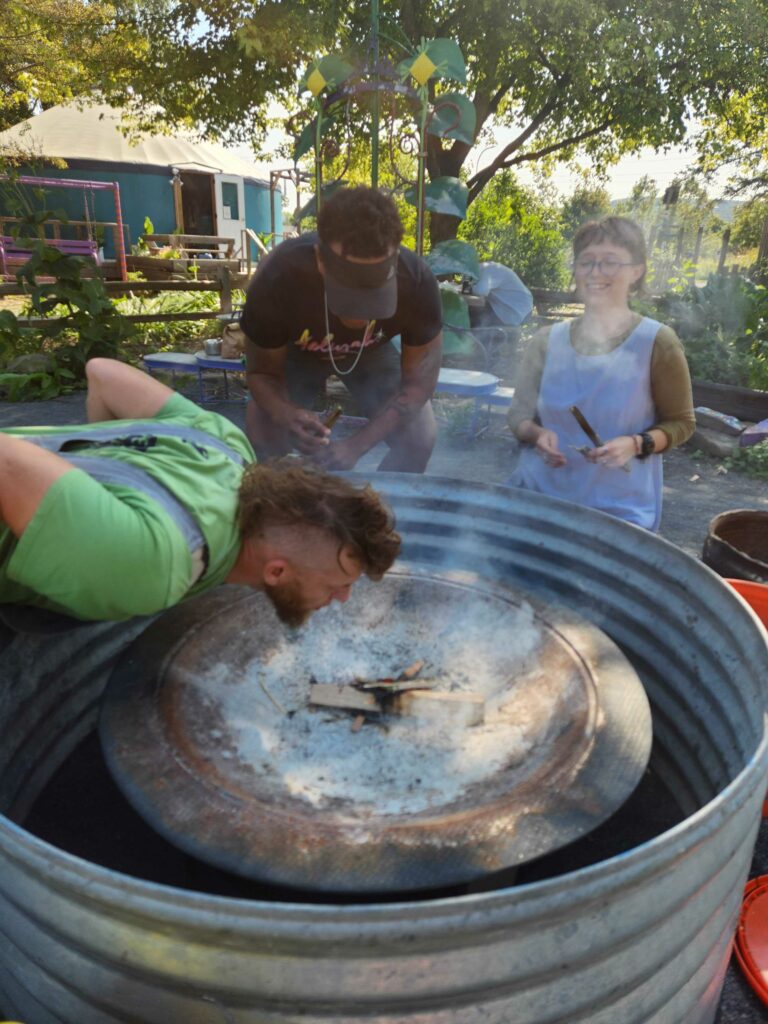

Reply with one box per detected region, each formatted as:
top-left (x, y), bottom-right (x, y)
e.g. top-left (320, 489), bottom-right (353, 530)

top-left (264, 580), bottom-right (312, 629)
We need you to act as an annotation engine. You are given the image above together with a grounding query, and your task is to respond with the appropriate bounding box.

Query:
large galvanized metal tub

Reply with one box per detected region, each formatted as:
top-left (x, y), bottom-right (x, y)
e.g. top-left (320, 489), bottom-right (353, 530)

top-left (1, 476), bottom-right (767, 1024)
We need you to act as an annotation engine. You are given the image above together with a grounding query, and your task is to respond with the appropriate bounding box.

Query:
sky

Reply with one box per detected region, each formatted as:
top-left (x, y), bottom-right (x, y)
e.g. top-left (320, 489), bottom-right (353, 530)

top-left (232, 118), bottom-right (732, 206)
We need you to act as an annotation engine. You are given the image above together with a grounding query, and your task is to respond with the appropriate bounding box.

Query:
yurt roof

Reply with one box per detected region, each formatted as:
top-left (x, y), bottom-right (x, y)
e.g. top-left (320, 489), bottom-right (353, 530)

top-left (0, 103), bottom-right (270, 185)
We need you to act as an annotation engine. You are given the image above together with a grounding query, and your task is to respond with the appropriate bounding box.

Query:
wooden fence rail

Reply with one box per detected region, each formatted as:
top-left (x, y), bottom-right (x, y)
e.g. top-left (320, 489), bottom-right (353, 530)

top-left (0, 271), bottom-right (240, 331)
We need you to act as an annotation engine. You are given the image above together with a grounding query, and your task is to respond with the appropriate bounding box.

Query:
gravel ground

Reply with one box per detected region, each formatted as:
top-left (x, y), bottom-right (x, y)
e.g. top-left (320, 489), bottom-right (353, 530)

top-left (1, 390), bottom-right (767, 1022)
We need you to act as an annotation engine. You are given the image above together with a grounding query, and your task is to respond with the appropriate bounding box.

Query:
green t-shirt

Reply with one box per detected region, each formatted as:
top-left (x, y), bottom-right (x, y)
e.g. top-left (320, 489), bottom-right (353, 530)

top-left (0, 394), bottom-right (255, 620)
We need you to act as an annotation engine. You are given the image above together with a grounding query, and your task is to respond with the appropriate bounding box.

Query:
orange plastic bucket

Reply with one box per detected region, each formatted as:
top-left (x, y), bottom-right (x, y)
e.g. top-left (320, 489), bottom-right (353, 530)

top-left (726, 579), bottom-right (768, 629)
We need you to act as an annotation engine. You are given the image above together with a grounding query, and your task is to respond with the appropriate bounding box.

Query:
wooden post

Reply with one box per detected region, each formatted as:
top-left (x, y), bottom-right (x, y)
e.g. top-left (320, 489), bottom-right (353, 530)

top-left (675, 226), bottom-right (685, 267)
top-left (756, 216), bottom-right (768, 281)
top-left (218, 265), bottom-right (232, 315)
top-left (172, 175), bottom-right (184, 233)
top-left (692, 225), bottom-right (704, 270)
top-left (717, 228), bottom-right (731, 275)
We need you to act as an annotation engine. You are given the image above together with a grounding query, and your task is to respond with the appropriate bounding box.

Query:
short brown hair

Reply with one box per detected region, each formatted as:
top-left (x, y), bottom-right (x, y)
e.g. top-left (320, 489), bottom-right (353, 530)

top-left (573, 216), bottom-right (647, 292)
top-left (237, 459), bottom-right (401, 580)
top-left (317, 186), bottom-right (404, 258)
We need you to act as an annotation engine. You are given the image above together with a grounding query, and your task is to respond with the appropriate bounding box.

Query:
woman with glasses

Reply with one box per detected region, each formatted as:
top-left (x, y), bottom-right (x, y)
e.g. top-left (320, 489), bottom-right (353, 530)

top-left (507, 216), bottom-right (694, 531)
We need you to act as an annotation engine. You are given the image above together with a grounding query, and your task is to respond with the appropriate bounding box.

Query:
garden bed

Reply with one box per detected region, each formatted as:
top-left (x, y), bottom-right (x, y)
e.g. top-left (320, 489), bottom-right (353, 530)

top-left (692, 380), bottom-right (768, 422)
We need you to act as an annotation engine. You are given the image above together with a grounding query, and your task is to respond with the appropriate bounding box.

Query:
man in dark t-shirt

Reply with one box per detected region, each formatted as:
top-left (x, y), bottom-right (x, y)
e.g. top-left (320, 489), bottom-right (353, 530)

top-left (239, 187), bottom-right (443, 472)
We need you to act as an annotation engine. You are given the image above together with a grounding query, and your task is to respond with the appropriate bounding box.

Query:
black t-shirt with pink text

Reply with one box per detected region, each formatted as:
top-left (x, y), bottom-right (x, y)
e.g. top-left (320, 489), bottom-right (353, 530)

top-left (240, 233), bottom-right (442, 369)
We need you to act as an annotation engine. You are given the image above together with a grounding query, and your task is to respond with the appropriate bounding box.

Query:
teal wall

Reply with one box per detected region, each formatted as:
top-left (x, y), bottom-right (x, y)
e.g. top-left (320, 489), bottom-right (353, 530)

top-left (1, 166), bottom-right (277, 259)
top-left (244, 182), bottom-right (282, 263)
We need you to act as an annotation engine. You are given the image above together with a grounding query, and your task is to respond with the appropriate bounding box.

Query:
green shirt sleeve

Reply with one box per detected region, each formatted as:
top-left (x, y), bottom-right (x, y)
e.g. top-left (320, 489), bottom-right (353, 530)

top-left (7, 468), bottom-right (193, 620)
top-left (649, 325), bottom-right (696, 448)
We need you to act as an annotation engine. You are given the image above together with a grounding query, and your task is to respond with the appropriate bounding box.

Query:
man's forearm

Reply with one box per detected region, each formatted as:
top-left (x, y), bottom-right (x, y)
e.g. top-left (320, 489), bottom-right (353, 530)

top-left (247, 372), bottom-right (293, 420)
top-left (347, 388), bottom-right (428, 455)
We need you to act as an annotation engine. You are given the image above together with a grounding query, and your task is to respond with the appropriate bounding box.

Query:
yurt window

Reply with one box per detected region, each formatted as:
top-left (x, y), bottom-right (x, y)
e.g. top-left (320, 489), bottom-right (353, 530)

top-left (221, 182), bottom-right (240, 220)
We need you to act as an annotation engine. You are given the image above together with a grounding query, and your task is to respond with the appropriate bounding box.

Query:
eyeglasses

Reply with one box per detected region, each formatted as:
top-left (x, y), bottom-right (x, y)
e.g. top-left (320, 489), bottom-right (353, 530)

top-left (573, 258), bottom-right (638, 277)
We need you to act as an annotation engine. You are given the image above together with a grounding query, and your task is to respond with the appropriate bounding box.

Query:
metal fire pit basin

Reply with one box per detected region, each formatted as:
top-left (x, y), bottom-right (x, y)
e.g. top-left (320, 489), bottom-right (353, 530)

top-left (99, 567), bottom-right (651, 893)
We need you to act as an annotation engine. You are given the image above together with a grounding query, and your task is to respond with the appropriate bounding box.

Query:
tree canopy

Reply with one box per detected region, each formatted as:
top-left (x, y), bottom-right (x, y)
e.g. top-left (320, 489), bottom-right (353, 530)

top-left (696, 89), bottom-right (768, 198)
top-left (1, 0), bottom-right (150, 132)
top-left (6, 0), bottom-right (768, 229)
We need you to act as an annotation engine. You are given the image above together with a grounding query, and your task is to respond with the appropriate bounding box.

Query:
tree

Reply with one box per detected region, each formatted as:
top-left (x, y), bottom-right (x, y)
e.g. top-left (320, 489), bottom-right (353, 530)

top-left (364, 0), bottom-right (768, 241)
top-left (614, 176), bottom-right (659, 234)
top-left (458, 171), bottom-right (569, 288)
top-left (560, 180), bottom-right (612, 240)
top-left (0, 0), bottom-right (150, 132)
top-left (696, 90), bottom-right (768, 199)
top-left (731, 198), bottom-right (768, 251)
top-left (6, 0), bottom-right (768, 245)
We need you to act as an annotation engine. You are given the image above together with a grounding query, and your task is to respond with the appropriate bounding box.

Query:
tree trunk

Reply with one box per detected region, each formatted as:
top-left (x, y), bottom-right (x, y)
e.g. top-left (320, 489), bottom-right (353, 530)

top-left (429, 211), bottom-right (462, 245)
top-left (425, 136), bottom-right (472, 245)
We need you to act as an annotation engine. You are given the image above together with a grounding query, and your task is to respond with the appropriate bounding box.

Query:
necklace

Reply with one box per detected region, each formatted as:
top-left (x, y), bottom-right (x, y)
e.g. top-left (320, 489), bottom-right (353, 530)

top-left (323, 289), bottom-right (371, 377)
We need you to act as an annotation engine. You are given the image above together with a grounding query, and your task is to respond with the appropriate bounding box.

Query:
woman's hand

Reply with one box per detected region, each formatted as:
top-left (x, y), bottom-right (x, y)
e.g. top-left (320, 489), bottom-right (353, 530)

top-left (535, 429), bottom-right (567, 468)
top-left (586, 435), bottom-right (636, 469)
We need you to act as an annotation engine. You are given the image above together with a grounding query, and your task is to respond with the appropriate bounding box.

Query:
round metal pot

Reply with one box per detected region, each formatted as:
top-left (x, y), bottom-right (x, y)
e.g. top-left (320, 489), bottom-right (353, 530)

top-left (702, 508), bottom-right (768, 583)
top-left (1, 476), bottom-right (767, 1024)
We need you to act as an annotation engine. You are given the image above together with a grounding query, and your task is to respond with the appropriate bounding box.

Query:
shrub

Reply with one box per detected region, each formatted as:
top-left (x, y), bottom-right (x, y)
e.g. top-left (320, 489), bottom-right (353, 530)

top-left (459, 172), bottom-right (569, 288)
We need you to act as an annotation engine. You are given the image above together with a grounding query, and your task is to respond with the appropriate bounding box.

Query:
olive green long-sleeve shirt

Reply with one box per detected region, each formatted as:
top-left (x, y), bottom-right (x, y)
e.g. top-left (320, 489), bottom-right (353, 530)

top-left (507, 315), bottom-right (695, 448)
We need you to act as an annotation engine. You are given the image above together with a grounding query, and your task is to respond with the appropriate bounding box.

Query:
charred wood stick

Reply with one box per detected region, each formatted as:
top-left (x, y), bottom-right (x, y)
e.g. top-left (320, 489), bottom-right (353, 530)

top-left (323, 405), bottom-right (343, 430)
top-left (569, 405), bottom-right (631, 474)
top-left (310, 682), bottom-right (484, 726)
top-left (355, 677), bottom-right (441, 693)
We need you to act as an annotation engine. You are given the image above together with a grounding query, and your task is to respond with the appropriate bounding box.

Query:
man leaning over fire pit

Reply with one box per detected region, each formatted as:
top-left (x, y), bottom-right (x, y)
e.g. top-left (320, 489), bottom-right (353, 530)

top-left (240, 186), bottom-right (443, 472)
top-left (0, 358), bottom-right (400, 627)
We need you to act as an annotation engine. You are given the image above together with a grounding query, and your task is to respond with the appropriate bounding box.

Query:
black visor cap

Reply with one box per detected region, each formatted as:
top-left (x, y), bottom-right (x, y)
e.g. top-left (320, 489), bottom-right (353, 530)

top-left (319, 240), bottom-right (398, 320)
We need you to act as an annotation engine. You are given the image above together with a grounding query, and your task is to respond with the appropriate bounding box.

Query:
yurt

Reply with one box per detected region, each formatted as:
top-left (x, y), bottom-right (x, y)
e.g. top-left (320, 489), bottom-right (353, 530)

top-left (0, 103), bottom-right (281, 260)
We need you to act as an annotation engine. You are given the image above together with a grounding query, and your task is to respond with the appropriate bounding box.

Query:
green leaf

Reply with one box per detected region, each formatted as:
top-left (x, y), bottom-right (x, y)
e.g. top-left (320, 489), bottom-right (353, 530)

top-left (425, 240), bottom-right (481, 281)
top-left (296, 180), bottom-right (348, 221)
top-left (423, 39), bottom-right (466, 83)
top-left (428, 93), bottom-right (476, 144)
top-left (293, 118), bottom-right (318, 162)
top-left (399, 39), bottom-right (467, 85)
top-left (0, 310), bottom-right (20, 338)
top-left (442, 327), bottom-right (478, 356)
top-left (439, 286), bottom-right (471, 328)
top-left (405, 177), bottom-right (469, 219)
top-left (301, 54), bottom-right (354, 96)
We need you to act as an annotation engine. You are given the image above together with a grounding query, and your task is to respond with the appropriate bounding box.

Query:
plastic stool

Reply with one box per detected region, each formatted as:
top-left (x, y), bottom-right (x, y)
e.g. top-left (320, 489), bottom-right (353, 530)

top-left (435, 368), bottom-right (500, 436)
top-left (143, 352), bottom-right (203, 402)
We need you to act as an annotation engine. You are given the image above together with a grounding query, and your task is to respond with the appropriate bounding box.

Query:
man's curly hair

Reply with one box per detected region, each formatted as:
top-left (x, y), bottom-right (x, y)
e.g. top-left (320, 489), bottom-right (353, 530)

top-left (237, 459), bottom-right (401, 580)
top-left (317, 186), bottom-right (404, 259)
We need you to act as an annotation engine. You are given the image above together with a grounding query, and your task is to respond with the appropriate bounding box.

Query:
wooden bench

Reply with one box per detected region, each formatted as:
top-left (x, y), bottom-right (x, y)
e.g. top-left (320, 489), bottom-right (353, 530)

top-left (0, 235), bottom-right (99, 275)
top-left (143, 234), bottom-right (236, 260)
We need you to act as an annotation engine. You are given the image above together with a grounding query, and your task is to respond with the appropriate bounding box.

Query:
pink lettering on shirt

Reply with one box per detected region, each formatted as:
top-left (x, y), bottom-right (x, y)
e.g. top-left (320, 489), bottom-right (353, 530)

top-left (293, 321), bottom-right (386, 359)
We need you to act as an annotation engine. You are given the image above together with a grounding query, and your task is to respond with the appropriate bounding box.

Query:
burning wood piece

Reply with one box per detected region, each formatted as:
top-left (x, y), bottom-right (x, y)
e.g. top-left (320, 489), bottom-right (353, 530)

top-left (323, 405), bottom-right (343, 430)
top-left (398, 659), bottom-right (425, 680)
top-left (353, 659), bottom-right (432, 693)
top-left (354, 677), bottom-right (441, 693)
top-left (309, 681), bottom-right (484, 727)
